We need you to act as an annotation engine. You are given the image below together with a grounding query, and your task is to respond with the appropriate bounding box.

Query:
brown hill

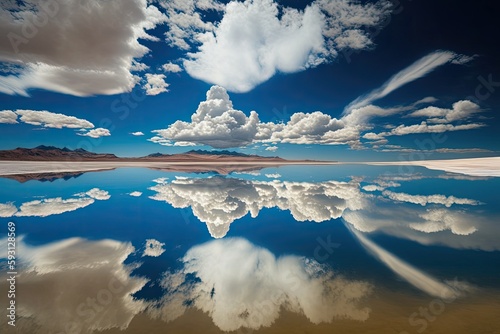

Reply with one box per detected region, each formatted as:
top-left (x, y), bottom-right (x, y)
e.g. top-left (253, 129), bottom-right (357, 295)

top-left (0, 145), bottom-right (118, 161)
top-left (0, 147), bottom-right (295, 163)
top-left (139, 150), bottom-right (286, 162)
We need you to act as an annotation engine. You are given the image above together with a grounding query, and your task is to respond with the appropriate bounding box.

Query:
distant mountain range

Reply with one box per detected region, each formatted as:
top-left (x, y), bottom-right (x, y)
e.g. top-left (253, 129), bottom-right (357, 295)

top-left (0, 145), bottom-right (288, 162)
top-left (146, 149), bottom-right (256, 158)
top-left (0, 145), bottom-right (118, 161)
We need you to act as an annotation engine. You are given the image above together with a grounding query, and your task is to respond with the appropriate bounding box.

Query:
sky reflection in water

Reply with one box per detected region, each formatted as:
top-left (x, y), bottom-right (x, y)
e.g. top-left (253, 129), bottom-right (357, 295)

top-left (0, 165), bottom-right (499, 333)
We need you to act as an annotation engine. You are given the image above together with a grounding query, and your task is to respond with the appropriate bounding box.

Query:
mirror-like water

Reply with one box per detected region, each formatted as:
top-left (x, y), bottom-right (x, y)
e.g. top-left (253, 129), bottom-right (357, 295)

top-left (1, 165), bottom-right (499, 334)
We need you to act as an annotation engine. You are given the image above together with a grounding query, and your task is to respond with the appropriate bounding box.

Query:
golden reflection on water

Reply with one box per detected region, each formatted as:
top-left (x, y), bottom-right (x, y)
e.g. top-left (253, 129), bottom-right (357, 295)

top-left (100, 291), bottom-right (500, 334)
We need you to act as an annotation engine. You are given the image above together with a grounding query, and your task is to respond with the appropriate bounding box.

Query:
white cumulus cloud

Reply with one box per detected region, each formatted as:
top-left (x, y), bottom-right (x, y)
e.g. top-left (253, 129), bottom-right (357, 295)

top-left (130, 131), bottom-right (145, 136)
top-left (408, 100), bottom-right (482, 123)
top-left (152, 71), bottom-right (485, 149)
top-left (78, 128), bottom-right (112, 139)
top-left (182, 0), bottom-right (392, 92)
top-left (0, 109), bottom-right (117, 140)
top-left (152, 85), bottom-right (260, 148)
top-left (265, 146), bottom-right (278, 152)
top-left (0, 110), bottom-right (18, 124)
top-left (14, 109), bottom-right (94, 129)
top-left (160, 0), bottom-right (224, 50)
top-left (162, 63), bottom-right (183, 73)
top-left (144, 73), bottom-right (169, 96)
top-left (0, 0), bottom-right (167, 96)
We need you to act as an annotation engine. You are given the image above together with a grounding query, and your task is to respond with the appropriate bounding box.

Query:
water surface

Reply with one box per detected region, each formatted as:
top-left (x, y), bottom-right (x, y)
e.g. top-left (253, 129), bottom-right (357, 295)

top-left (1, 165), bottom-right (499, 334)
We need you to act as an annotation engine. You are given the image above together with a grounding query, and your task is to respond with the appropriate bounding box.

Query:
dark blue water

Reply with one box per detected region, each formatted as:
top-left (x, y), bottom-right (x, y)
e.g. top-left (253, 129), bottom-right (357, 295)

top-left (1, 165), bottom-right (499, 333)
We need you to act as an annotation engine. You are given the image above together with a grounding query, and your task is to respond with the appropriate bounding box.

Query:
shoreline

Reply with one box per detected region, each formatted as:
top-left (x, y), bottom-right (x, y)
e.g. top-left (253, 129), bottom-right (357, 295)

top-left (360, 156), bottom-right (500, 177)
top-left (0, 160), bottom-right (337, 176)
top-left (0, 156), bottom-right (498, 177)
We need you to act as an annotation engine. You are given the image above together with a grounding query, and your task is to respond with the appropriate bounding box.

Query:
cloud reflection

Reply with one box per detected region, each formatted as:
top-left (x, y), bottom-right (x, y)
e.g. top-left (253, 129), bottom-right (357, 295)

top-left (348, 227), bottom-right (471, 300)
top-left (143, 239), bottom-right (166, 257)
top-left (149, 177), bottom-right (364, 238)
top-left (381, 190), bottom-right (481, 207)
top-left (148, 175), bottom-right (498, 251)
top-left (152, 238), bottom-right (372, 331)
top-left (343, 198), bottom-right (499, 250)
top-left (0, 188), bottom-right (110, 218)
top-left (0, 237), bottom-right (147, 334)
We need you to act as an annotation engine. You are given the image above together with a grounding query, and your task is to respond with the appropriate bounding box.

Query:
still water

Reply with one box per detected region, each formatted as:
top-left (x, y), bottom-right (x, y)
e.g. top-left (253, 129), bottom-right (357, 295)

top-left (1, 165), bottom-right (499, 333)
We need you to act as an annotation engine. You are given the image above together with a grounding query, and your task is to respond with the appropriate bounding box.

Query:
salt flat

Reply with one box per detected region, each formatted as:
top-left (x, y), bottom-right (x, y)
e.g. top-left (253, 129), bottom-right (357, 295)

top-left (0, 157), bottom-right (498, 177)
top-left (366, 157), bottom-right (500, 177)
top-left (0, 160), bottom-right (335, 176)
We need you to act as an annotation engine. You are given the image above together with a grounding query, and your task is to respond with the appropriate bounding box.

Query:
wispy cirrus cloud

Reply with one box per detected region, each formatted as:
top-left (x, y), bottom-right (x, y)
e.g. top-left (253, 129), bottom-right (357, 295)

top-left (374, 146), bottom-right (493, 154)
top-left (344, 50), bottom-right (472, 112)
top-left (386, 121), bottom-right (484, 136)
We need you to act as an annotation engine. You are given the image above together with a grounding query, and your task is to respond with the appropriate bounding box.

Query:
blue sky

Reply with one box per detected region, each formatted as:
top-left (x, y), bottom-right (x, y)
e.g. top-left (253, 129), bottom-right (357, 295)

top-left (0, 0), bottom-right (499, 161)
